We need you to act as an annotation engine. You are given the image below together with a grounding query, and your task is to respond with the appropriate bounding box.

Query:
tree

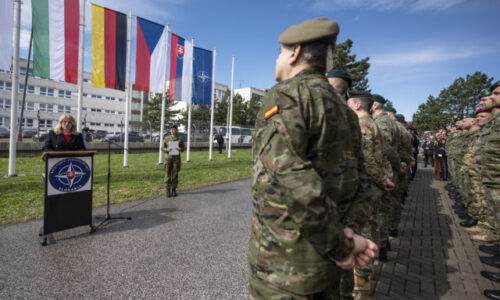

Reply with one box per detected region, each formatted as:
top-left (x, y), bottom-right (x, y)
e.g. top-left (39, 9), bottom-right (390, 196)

top-left (215, 90), bottom-right (230, 125)
top-left (332, 39), bottom-right (370, 91)
top-left (245, 95), bottom-right (262, 126)
top-left (143, 93), bottom-right (180, 132)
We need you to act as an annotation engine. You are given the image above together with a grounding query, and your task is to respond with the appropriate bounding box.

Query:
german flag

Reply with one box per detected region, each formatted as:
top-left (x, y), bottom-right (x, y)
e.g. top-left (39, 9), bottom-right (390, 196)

top-left (91, 3), bottom-right (127, 90)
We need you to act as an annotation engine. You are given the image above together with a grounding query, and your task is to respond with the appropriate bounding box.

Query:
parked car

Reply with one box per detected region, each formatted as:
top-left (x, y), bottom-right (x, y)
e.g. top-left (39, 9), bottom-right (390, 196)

top-left (101, 132), bottom-right (144, 143)
top-left (0, 126), bottom-right (9, 138)
top-left (22, 128), bottom-right (38, 138)
top-left (94, 130), bottom-right (108, 139)
top-left (33, 131), bottom-right (49, 143)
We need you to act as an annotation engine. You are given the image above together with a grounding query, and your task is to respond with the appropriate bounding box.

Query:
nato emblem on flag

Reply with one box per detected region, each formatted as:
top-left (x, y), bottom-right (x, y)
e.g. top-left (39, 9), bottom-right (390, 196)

top-left (135, 17), bottom-right (167, 94)
top-left (192, 47), bottom-right (213, 105)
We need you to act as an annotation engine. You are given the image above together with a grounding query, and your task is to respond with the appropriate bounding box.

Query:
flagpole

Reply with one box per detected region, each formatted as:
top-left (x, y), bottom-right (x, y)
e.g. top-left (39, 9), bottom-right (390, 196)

top-left (186, 37), bottom-right (194, 162)
top-left (76, 0), bottom-right (85, 131)
top-left (208, 48), bottom-right (216, 161)
top-left (123, 11), bottom-right (132, 167)
top-left (227, 55), bottom-right (234, 159)
top-left (158, 24), bottom-right (169, 165)
top-left (8, 0), bottom-right (21, 177)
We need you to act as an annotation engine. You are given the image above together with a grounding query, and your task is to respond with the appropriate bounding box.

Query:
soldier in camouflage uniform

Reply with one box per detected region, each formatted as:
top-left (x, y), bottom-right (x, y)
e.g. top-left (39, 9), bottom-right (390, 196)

top-left (371, 96), bottom-right (401, 262)
top-left (476, 82), bottom-right (500, 299)
top-left (325, 69), bottom-right (352, 101)
top-left (247, 18), bottom-right (378, 299)
top-left (163, 125), bottom-right (185, 197)
top-left (346, 92), bottom-right (395, 295)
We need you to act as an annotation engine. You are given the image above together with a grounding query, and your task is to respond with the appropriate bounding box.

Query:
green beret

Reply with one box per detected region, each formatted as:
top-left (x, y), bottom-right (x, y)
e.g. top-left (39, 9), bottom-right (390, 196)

top-left (454, 116), bottom-right (463, 122)
top-left (171, 124), bottom-right (178, 129)
top-left (384, 106), bottom-right (396, 113)
top-left (278, 17), bottom-right (339, 45)
top-left (325, 69), bottom-right (352, 87)
top-left (465, 113), bottom-right (476, 119)
top-left (372, 94), bottom-right (386, 104)
top-left (490, 81), bottom-right (500, 92)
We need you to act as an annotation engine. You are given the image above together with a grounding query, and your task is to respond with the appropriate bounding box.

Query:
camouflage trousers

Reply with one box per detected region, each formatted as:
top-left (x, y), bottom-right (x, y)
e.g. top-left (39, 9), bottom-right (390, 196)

top-left (391, 171), bottom-right (407, 231)
top-left (484, 188), bottom-right (500, 243)
top-left (164, 156), bottom-right (181, 189)
top-left (468, 174), bottom-right (499, 241)
top-left (249, 276), bottom-right (341, 300)
top-left (377, 192), bottom-right (392, 249)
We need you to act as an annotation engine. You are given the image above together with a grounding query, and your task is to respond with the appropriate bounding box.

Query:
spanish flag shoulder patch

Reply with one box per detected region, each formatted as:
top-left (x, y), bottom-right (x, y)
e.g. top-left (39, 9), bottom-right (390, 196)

top-left (264, 105), bottom-right (278, 120)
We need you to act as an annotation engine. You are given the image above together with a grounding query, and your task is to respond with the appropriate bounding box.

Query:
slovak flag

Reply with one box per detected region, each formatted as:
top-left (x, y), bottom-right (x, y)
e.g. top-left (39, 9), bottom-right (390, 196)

top-left (135, 17), bottom-right (168, 93)
top-left (168, 33), bottom-right (193, 102)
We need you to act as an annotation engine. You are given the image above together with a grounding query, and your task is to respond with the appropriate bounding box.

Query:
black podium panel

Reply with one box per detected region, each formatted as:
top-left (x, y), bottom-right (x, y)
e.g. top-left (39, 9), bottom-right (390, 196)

top-left (43, 190), bottom-right (92, 235)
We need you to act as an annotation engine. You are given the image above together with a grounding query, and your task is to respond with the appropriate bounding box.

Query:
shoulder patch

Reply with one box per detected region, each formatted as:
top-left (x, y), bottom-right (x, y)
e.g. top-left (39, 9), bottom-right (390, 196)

top-left (264, 105), bottom-right (278, 120)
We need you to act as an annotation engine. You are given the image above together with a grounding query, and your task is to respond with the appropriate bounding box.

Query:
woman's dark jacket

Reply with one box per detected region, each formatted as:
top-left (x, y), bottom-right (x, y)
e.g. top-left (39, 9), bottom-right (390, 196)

top-left (42, 130), bottom-right (86, 152)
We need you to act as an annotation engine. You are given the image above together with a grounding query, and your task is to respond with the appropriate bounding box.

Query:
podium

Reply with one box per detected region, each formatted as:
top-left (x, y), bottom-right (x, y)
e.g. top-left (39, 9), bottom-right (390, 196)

top-left (40, 151), bottom-right (96, 245)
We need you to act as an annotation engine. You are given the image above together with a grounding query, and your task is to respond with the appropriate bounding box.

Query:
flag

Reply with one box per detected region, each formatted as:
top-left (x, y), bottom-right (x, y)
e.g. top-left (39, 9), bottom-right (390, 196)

top-left (168, 33), bottom-right (193, 102)
top-left (0, 0), bottom-right (13, 71)
top-left (192, 47), bottom-right (213, 105)
top-left (91, 3), bottom-right (127, 91)
top-left (135, 17), bottom-right (167, 94)
top-left (32, 0), bottom-right (79, 84)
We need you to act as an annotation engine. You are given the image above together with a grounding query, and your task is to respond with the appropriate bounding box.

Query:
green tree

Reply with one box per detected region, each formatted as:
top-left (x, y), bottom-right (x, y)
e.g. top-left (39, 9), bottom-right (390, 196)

top-left (215, 90), bottom-right (230, 125)
top-left (332, 39), bottom-right (370, 91)
top-left (144, 93), bottom-right (180, 131)
top-left (245, 95), bottom-right (262, 126)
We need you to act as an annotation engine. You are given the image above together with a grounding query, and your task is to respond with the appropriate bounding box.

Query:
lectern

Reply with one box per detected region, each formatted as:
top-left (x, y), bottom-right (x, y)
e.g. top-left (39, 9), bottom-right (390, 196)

top-left (39, 151), bottom-right (96, 245)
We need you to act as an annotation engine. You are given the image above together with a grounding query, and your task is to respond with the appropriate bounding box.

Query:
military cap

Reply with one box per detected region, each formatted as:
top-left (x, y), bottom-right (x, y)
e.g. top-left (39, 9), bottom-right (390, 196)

top-left (475, 108), bottom-right (484, 115)
top-left (454, 116), bottom-right (463, 122)
top-left (278, 17), bottom-right (339, 45)
top-left (348, 91), bottom-right (373, 99)
top-left (372, 94), bottom-right (387, 104)
top-left (490, 81), bottom-right (500, 92)
top-left (465, 113), bottom-right (476, 118)
top-left (325, 69), bottom-right (352, 87)
top-left (396, 114), bottom-right (405, 121)
top-left (170, 124), bottom-right (178, 129)
top-left (383, 106), bottom-right (396, 113)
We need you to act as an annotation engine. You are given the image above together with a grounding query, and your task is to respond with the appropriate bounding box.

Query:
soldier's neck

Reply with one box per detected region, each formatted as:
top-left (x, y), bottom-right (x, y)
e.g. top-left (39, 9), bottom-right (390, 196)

top-left (492, 107), bottom-right (500, 115)
top-left (470, 125), bottom-right (481, 132)
top-left (372, 109), bottom-right (383, 117)
top-left (356, 111), bottom-right (370, 118)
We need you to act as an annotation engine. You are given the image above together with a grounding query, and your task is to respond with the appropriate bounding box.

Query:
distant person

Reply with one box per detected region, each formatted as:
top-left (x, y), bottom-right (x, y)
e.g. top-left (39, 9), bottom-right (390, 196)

top-left (215, 133), bottom-right (224, 154)
top-left (422, 135), bottom-right (435, 167)
top-left (42, 114), bottom-right (86, 152)
top-left (325, 69), bottom-right (352, 100)
top-left (163, 124), bottom-right (185, 197)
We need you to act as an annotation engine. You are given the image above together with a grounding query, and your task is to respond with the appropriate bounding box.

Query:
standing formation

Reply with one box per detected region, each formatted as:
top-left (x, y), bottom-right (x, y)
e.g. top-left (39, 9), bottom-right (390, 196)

top-left (247, 17), bottom-right (415, 299)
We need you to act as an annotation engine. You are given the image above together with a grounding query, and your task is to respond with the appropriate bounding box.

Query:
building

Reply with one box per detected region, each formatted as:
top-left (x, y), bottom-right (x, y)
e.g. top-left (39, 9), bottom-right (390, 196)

top-left (234, 86), bottom-right (266, 103)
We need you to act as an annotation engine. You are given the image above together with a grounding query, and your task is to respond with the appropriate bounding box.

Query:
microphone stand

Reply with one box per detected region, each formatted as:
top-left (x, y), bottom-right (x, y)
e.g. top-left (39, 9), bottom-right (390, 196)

top-left (88, 132), bottom-right (131, 233)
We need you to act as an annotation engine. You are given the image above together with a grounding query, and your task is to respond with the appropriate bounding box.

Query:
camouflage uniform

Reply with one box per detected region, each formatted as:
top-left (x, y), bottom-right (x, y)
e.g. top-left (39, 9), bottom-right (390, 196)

top-left (393, 122), bottom-right (412, 232)
top-left (353, 115), bottom-right (390, 278)
top-left (373, 113), bottom-right (400, 249)
top-left (477, 113), bottom-right (500, 243)
top-left (163, 135), bottom-right (185, 190)
top-left (461, 131), bottom-right (481, 210)
top-left (247, 69), bottom-right (372, 299)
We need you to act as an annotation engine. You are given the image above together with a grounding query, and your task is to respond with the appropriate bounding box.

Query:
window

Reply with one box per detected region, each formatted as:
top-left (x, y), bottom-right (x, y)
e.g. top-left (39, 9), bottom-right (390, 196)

top-left (4, 99), bottom-right (11, 109)
top-left (83, 93), bottom-right (88, 97)
top-left (47, 104), bottom-right (53, 112)
top-left (27, 102), bottom-right (35, 111)
top-left (47, 88), bottom-right (54, 96)
top-left (65, 90), bottom-right (71, 98)
top-left (105, 96), bottom-right (111, 100)
top-left (118, 98), bottom-right (124, 102)
top-left (26, 119), bottom-right (34, 127)
top-left (58, 105), bottom-right (65, 113)
top-left (84, 78), bottom-right (90, 83)
top-left (5, 82), bottom-right (12, 91)
top-left (111, 97), bottom-right (115, 101)
top-left (19, 83), bottom-right (24, 92)
top-left (27, 85), bottom-right (34, 94)
top-left (0, 117), bottom-right (9, 126)
top-left (58, 90), bottom-right (65, 98)
top-left (20, 67), bottom-right (26, 75)
top-left (0, 80), bottom-right (4, 90)
top-left (65, 106), bottom-right (71, 113)
top-left (40, 87), bottom-right (47, 96)
top-left (92, 94), bottom-right (97, 98)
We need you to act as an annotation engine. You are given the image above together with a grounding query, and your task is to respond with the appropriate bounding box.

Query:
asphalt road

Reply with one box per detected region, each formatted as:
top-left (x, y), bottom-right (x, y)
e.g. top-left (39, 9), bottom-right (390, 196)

top-left (0, 179), bottom-right (252, 299)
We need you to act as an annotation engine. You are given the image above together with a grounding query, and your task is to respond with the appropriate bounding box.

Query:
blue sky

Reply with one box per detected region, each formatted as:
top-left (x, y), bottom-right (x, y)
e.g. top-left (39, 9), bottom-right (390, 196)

top-left (18, 0), bottom-right (500, 121)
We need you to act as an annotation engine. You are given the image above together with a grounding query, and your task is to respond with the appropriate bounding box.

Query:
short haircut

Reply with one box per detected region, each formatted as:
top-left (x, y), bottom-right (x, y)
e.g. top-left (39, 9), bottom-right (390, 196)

top-left (348, 91), bottom-right (374, 112)
top-left (299, 40), bottom-right (330, 73)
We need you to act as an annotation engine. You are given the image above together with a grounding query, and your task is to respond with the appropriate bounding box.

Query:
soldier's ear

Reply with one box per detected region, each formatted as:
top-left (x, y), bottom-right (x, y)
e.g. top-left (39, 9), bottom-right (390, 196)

top-left (289, 45), bottom-right (302, 65)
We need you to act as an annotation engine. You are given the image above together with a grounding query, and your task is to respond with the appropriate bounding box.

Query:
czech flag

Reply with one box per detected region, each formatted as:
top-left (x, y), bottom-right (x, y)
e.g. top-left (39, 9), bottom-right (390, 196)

top-left (91, 3), bottom-right (127, 91)
top-left (135, 17), bottom-right (167, 94)
top-left (168, 33), bottom-right (193, 102)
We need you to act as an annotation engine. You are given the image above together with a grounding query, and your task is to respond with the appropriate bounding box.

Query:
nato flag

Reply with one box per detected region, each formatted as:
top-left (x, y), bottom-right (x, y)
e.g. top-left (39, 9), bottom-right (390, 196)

top-left (192, 47), bottom-right (213, 105)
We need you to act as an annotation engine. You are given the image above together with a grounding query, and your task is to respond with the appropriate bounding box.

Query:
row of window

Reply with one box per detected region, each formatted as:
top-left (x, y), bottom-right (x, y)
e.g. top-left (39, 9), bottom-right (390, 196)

top-left (0, 117), bottom-right (52, 128)
top-left (0, 99), bottom-right (125, 115)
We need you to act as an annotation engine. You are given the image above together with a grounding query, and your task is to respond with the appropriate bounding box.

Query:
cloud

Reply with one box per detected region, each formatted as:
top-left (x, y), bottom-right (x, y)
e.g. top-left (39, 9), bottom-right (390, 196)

top-left (310, 0), bottom-right (465, 13)
top-left (371, 46), bottom-right (486, 66)
top-left (19, 29), bottom-right (31, 50)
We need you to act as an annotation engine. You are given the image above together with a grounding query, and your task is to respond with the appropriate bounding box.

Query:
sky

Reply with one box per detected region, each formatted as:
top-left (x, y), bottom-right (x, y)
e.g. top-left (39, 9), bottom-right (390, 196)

top-left (16, 0), bottom-right (500, 121)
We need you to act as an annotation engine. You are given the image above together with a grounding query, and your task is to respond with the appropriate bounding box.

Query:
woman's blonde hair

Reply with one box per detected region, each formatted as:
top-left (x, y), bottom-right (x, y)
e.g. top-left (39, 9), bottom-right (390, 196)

top-left (54, 114), bottom-right (77, 135)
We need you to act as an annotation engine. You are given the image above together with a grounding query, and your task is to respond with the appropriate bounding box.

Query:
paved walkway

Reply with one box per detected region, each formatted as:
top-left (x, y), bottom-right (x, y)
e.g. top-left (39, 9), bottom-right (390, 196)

top-left (366, 165), bottom-right (500, 300)
top-left (0, 166), bottom-right (498, 299)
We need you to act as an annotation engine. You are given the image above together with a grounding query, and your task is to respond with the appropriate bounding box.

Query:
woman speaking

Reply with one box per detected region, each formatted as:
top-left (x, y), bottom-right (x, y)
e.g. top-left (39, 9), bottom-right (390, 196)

top-left (42, 114), bottom-right (86, 152)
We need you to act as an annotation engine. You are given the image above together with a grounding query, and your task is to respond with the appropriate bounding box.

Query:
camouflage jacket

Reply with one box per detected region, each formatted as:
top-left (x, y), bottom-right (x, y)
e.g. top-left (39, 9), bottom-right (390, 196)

top-left (248, 69), bottom-right (371, 294)
top-left (163, 135), bottom-right (185, 159)
top-left (395, 122), bottom-right (412, 164)
top-left (358, 114), bottom-right (390, 190)
top-left (374, 113), bottom-right (401, 173)
top-left (477, 113), bottom-right (500, 194)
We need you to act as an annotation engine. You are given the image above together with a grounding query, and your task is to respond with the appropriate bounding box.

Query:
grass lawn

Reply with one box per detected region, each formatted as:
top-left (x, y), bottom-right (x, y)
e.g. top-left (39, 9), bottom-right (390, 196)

top-left (0, 149), bottom-right (252, 226)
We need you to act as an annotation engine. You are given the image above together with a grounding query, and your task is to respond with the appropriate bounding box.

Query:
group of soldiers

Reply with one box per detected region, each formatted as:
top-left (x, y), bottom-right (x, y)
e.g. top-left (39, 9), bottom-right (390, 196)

top-left (440, 83), bottom-right (500, 299)
top-left (247, 17), bottom-right (417, 299)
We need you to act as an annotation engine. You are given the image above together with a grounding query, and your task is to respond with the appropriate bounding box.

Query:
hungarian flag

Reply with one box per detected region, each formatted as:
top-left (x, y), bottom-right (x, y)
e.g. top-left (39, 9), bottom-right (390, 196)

top-left (168, 33), bottom-right (193, 102)
top-left (91, 3), bottom-right (127, 91)
top-left (32, 0), bottom-right (80, 84)
top-left (135, 17), bottom-right (167, 94)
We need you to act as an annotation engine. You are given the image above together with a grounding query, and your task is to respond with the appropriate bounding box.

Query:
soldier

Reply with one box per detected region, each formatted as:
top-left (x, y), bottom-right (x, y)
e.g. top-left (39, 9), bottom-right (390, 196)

top-left (247, 17), bottom-right (377, 299)
top-left (422, 135), bottom-right (435, 167)
top-left (371, 95), bottom-right (401, 262)
top-left (346, 92), bottom-right (395, 294)
top-left (163, 124), bottom-right (185, 197)
top-left (325, 69), bottom-right (352, 100)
